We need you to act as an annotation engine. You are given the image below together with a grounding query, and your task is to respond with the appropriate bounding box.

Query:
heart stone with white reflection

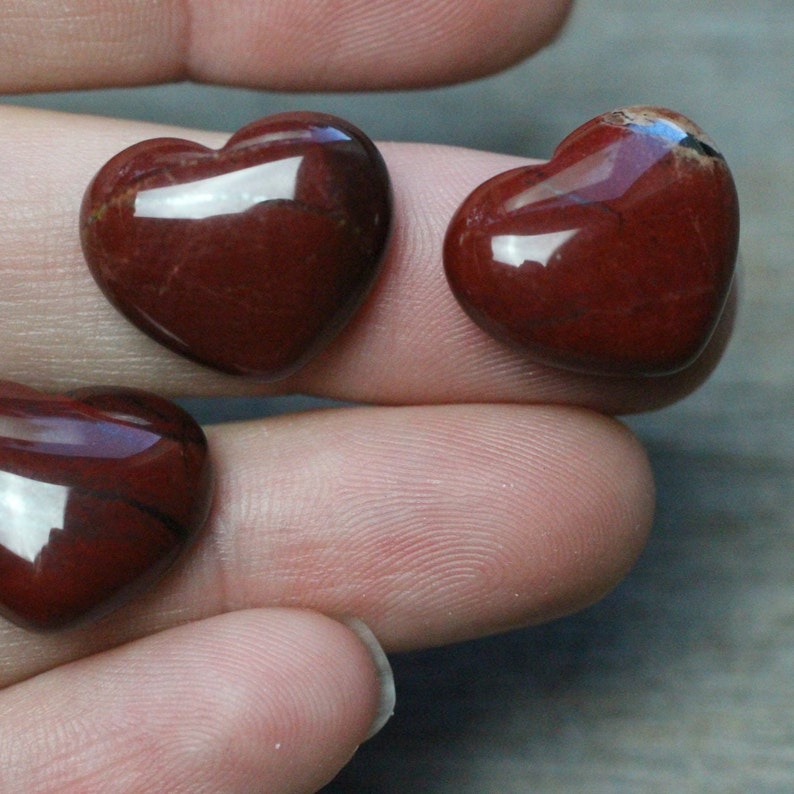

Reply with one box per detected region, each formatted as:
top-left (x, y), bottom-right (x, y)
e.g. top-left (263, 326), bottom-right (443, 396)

top-left (0, 382), bottom-right (211, 631)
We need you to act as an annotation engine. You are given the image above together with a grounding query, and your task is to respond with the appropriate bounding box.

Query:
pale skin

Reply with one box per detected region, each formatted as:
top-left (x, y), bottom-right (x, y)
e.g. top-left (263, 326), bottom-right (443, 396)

top-left (0, 2), bottom-right (735, 792)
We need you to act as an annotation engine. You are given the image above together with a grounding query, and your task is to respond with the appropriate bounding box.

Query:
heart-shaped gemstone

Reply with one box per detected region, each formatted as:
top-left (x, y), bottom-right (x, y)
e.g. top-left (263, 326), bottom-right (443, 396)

top-left (0, 383), bottom-right (211, 631)
top-left (444, 106), bottom-right (739, 375)
top-left (81, 112), bottom-right (392, 379)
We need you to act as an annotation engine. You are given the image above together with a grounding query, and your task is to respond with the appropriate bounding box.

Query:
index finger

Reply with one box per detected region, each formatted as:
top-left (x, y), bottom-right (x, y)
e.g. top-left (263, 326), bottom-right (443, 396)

top-left (0, 0), bottom-right (573, 92)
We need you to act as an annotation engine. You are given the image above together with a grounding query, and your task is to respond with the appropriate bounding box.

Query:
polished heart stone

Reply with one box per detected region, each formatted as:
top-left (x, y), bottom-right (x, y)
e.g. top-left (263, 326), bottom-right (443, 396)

top-left (81, 112), bottom-right (392, 378)
top-left (0, 383), bottom-right (211, 631)
top-left (444, 106), bottom-right (739, 375)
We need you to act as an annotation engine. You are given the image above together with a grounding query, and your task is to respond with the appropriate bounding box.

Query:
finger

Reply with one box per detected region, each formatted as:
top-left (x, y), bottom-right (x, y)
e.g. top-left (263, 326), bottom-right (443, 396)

top-left (0, 609), bottom-right (390, 794)
top-left (0, 402), bottom-right (654, 686)
top-left (0, 107), bottom-right (728, 413)
top-left (0, 0), bottom-right (573, 92)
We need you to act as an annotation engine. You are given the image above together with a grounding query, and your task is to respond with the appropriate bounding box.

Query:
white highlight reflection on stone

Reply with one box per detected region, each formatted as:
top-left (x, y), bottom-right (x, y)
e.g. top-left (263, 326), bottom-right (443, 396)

top-left (135, 156), bottom-right (304, 220)
top-left (491, 229), bottom-right (579, 268)
top-left (0, 471), bottom-right (68, 563)
top-left (0, 414), bottom-right (87, 447)
top-left (503, 143), bottom-right (630, 214)
top-left (0, 414), bottom-right (159, 459)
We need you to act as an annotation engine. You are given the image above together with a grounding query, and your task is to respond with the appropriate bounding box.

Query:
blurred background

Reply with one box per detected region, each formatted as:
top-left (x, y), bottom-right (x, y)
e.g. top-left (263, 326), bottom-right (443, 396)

top-left (8, 0), bottom-right (793, 791)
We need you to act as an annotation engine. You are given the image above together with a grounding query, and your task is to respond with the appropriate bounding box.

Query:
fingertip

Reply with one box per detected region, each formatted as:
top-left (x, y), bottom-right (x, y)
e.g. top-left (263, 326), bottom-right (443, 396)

top-left (0, 609), bottom-right (392, 794)
top-left (186, 0), bottom-right (576, 90)
top-left (492, 407), bottom-right (656, 628)
top-left (574, 412), bottom-right (655, 605)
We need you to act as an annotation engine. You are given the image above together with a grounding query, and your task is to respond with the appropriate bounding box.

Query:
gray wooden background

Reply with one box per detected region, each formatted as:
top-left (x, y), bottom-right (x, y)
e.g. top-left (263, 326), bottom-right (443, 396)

top-left (10, 1), bottom-right (792, 791)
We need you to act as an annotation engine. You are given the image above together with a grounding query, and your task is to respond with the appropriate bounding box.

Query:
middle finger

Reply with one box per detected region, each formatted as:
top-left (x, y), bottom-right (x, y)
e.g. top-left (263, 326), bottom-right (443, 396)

top-left (0, 402), bottom-right (653, 686)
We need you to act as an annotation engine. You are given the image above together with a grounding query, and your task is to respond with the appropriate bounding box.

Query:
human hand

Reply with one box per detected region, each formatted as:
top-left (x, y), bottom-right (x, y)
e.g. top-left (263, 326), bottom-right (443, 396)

top-left (0, 1), bottom-right (734, 791)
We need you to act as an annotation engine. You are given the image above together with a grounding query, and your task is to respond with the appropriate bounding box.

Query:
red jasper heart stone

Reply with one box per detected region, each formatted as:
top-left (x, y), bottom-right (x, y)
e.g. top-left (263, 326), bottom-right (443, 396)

top-left (444, 106), bottom-right (739, 375)
top-left (81, 112), bottom-right (392, 379)
top-left (0, 383), bottom-right (211, 631)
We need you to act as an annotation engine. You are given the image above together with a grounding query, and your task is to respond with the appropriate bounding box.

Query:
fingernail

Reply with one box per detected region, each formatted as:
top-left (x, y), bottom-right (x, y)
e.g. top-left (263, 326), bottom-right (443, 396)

top-left (343, 617), bottom-right (396, 740)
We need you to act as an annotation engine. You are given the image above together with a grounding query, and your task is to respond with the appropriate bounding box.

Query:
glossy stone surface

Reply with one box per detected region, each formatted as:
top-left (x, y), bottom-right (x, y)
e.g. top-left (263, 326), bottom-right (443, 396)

top-left (0, 383), bottom-right (211, 631)
top-left (81, 112), bottom-right (392, 378)
top-left (444, 106), bottom-right (739, 375)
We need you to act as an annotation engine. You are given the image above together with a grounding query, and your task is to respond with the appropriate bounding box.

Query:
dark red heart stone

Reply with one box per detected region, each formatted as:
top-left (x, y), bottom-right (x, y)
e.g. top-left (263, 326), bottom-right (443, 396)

top-left (80, 112), bottom-right (392, 379)
top-left (0, 382), bottom-right (211, 631)
top-left (444, 106), bottom-right (740, 375)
